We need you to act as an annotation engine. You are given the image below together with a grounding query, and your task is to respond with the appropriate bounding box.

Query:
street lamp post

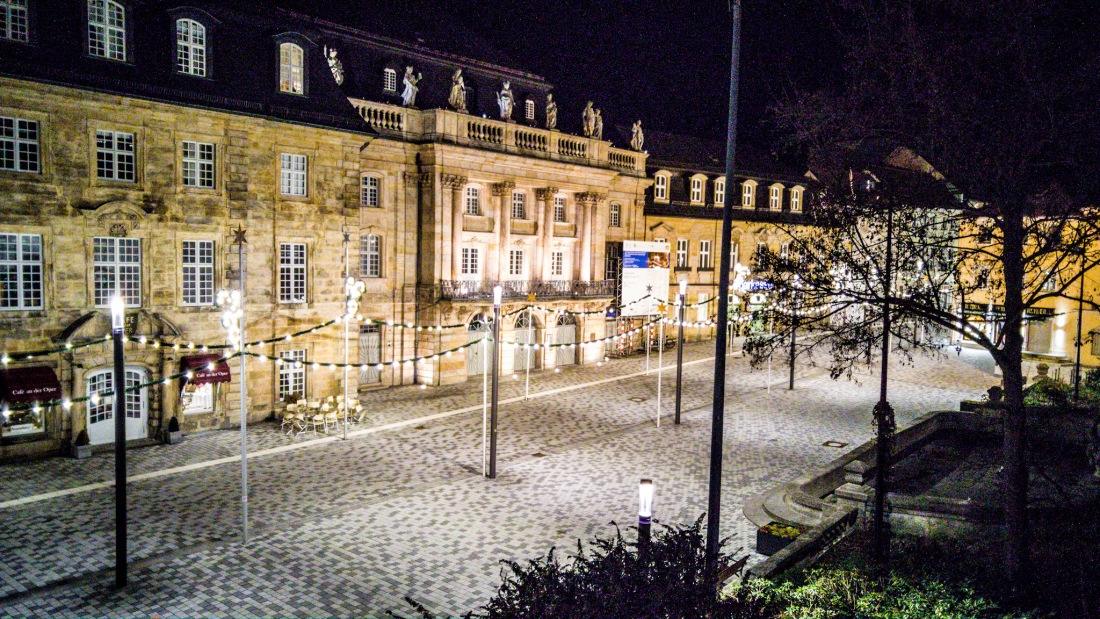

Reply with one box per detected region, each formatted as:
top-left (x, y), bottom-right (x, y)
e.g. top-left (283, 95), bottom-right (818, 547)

top-left (675, 280), bottom-right (686, 424)
top-left (111, 293), bottom-right (127, 589)
top-left (489, 286), bottom-right (502, 479)
top-left (872, 199), bottom-right (896, 571)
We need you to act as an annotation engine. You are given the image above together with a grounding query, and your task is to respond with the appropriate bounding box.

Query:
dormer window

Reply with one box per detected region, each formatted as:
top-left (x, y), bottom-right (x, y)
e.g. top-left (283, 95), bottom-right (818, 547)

top-left (88, 0), bottom-right (126, 61)
top-left (741, 181), bottom-right (756, 208)
top-left (279, 42), bottom-right (305, 94)
top-left (654, 172), bottom-right (669, 202)
top-left (1, 0), bottom-right (29, 42)
top-left (790, 186), bottom-right (803, 212)
top-left (690, 176), bottom-right (705, 205)
top-left (714, 177), bottom-right (726, 206)
top-left (770, 184), bottom-right (783, 210)
top-left (176, 19), bottom-right (207, 77)
top-left (525, 99), bottom-right (535, 120)
top-left (383, 68), bottom-right (397, 92)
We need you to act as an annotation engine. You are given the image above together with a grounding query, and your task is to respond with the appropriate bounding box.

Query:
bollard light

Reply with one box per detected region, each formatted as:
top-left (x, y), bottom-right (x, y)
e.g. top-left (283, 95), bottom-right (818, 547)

top-left (638, 478), bottom-right (654, 548)
top-left (111, 293), bottom-right (125, 334)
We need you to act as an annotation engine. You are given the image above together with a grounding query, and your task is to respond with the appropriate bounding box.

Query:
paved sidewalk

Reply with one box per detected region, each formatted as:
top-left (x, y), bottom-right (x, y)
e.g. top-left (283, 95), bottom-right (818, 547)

top-left (0, 342), bottom-right (995, 617)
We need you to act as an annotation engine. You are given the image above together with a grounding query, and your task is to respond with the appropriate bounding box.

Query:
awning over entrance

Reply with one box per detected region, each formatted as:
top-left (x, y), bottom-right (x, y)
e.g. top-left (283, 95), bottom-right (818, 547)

top-left (179, 355), bottom-right (232, 385)
top-left (0, 366), bottom-right (62, 404)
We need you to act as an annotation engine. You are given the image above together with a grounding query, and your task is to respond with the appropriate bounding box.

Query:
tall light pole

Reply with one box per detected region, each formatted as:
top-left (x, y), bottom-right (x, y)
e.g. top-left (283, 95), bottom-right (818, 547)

top-left (708, 0), bottom-right (743, 586)
top-left (872, 198), bottom-right (896, 571)
top-left (111, 293), bottom-right (127, 589)
top-left (489, 286), bottom-right (502, 479)
top-left (675, 279), bottom-right (687, 424)
top-left (219, 287), bottom-right (247, 542)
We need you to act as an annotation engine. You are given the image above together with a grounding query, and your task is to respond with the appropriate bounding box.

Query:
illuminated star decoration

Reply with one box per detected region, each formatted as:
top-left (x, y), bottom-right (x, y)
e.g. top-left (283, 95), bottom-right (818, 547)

top-left (231, 225), bottom-right (247, 245)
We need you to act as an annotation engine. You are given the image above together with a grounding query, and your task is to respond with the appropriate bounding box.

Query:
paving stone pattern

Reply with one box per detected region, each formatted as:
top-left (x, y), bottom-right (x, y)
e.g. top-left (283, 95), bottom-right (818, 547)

top-left (0, 344), bottom-right (995, 618)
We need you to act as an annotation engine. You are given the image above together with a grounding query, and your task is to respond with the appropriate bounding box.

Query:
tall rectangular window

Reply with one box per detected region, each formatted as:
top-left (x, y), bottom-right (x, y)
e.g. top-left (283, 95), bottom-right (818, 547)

top-left (360, 234), bottom-right (381, 278)
top-left (465, 186), bottom-right (481, 215)
top-left (280, 153), bottom-right (307, 196)
top-left (181, 240), bottom-right (214, 306)
top-left (0, 116), bottom-right (39, 173)
top-left (181, 141), bottom-right (215, 188)
top-left (730, 242), bottom-right (740, 268)
top-left (461, 247), bottom-right (479, 276)
top-left (383, 68), bottom-right (397, 92)
top-left (1, 0), bottom-right (29, 42)
top-left (279, 349), bottom-right (306, 399)
top-left (88, 0), bottom-right (125, 61)
top-left (96, 130), bottom-right (135, 182)
top-left (551, 251), bottom-right (564, 277)
top-left (676, 239), bottom-right (688, 268)
top-left (553, 196), bottom-right (566, 222)
top-left (175, 18), bottom-right (206, 76)
top-left (654, 175), bottom-right (668, 200)
top-left (279, 42), bottom-right (304, 94)
top-left (790, 188), bottom-right (803, 212)
top-left (714, 179), bottom-right (725, 206)
top-left (93, 236), bottom-right (140, 307)
top-left (509, 249), bottom-right (524, 277)
top-left (699, 240), bottom-right (712, 269)
top-left (609, 202), bottom-right (621, 227)
top-left (525, 99), bottom-right (535, 120)
top-left (511, 191), bottom-right (526, 219)
top-left (0, 233), bottom-right (42, 310)
top-left (278, 242), bottom-right (306, 303)
top-left (770, 186), bottom-right (782, 210)
top-left (780, 242), bottom-right (790, 260)
top-left (742, 183), bottom-right (755, 208)
top-left (361, 176), bottom-right (379, 207)
top-left (690, 178), bottom-right (703, 203)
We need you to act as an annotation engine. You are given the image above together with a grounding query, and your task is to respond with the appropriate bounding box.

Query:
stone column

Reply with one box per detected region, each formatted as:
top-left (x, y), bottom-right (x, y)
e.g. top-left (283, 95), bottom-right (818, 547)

top-left (576, 193), bottom-right (604, 282)
top-left (492, 181), bottom-right (515, 282)
top-left (442, 174), bottom-right (468, 282)
top-left (535, 187), bottom-right (558, 281)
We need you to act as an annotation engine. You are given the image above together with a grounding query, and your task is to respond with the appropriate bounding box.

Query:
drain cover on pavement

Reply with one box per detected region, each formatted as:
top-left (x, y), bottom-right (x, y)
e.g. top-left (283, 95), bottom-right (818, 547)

top-left (629, 396), bottom-right (647, 403)
top-left (822, 440), bottom-right (848, 448)
top-left (532, 452), bottom-right (547, 458)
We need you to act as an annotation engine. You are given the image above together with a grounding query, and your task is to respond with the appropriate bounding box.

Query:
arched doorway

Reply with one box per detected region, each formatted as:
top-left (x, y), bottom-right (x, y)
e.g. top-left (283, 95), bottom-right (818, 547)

top-left (555, 313), bottom-right (577, 366)
top-left (513, 311), bottom-right (539, 371)
top-left (467, 314), bottom-right (494, 377)
top-left (86, 367), bottom-right (149, 445)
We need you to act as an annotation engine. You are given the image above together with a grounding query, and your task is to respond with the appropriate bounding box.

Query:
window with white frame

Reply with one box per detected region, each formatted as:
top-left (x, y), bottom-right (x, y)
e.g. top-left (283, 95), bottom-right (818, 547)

top-left (742, 182), bottom-right (755, 208)
top-left (87, 367), bottom-right (145, 424)
top-left (278, 349), bottom-right (306, 399)
top-left (654, 174), bottom-right (668, 201)
top-left (88, 0), bottom-right (125, 61)
top-left (0, 116), bottom-right (39, 173)
top-left (1, 0), bottom-right (29, 42)
top-left (770, 185), bottom-right (782, 210)
top-left (512, 191), bottom-right (526, 219)
top-left (525, 99), bottom-right (535, 120)
top-left (181, 240), bottom-right (214, 306)
top-left (790, 187), bottom-right (803, 212)
top-left (609, 202), bottom-right (621, 227)
top-left (278, 242), bottom-right (306, 303)
top-left (551, 251), bottom-right (564, 277)
top-left (361, 175), bottom-right (380, 207)
top-left (714, 178), bottom-right (725, 206)
top-left (730, 241), bottom-right (740, 268)
top-left (93, 236), bottom-right (140, 307)
top-left (280, 153), bottom-right (307, 196)
top-left (360, 234), bottom-right (381, 278)
top-left (278, 42), bottom-right (304, 94)
top-left (553, 196), bottom-right (566, 222)
top-left (175, 18), bottom-right (206, 77)
top-left (383, 68), bottom-right (397, 92)
top-left (508, 249), bottom-right (524, 277)
top-left (690, 178), bottom-right (704, 204)
top-left (699, 240), bottom-right (712, 269)
top-left (676, 239), bottom-right (688, 268)
top-left (780, 242), bottom-right (789, 260)
top-left (461, 247), bottom-right (479, 276)
top-left (465, 186), bottom-right (481, 215)
top-left (181, 141), bottom-right (214, 188)
top-left (1041, 270), bottom-right (1058, 292)
top-left (756, 242), bottom-right (767, 258)
top-left (0, 233), bottom-right (42, 310)
top-left (96, 130), bottom-right (135, 182)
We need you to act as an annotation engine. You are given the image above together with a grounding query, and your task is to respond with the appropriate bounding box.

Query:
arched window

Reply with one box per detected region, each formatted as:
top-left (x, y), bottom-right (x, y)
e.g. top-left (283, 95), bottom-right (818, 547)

top-left (790, 186), bottom-right (804, 212)
top-left (770, 184), bottom-right (783, 210)
top-left (654, 172), bottom-right (670, 201)
top-left (383, 68), bottom-right (397, 92)
top-left (741, 181), bottom-right (756, 208)
top-left (279, 42), bottom-right (304, 94)
top-left (525, 99), bottom-right (535, 120)
top-left (690, 176), bottom-right (705, 204)
top-left (176, 19), bottom-right (206, 76)
top-left (714, 177), bottom-right (726, 206)
top-left (88, 0), bottom-right (126, 61)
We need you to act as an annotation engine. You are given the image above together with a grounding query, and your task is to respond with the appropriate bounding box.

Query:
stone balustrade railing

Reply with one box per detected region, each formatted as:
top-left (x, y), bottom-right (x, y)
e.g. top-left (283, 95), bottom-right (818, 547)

top-left (346, 98), bottom-right (646, 175)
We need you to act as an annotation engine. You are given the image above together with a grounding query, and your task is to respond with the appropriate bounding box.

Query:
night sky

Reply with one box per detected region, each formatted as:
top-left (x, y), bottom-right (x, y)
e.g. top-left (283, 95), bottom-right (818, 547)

top-left (276, 0), bottom-right (840, 169)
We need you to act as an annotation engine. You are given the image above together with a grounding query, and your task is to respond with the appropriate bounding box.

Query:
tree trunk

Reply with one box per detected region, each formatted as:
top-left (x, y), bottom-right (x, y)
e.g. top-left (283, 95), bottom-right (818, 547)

top-left (1000, 211), bottom-right (1030, 594)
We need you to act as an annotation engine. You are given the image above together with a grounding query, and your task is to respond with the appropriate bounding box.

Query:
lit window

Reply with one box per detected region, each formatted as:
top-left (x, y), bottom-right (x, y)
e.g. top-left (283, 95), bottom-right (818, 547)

top-left (176, 19), bottom-right (206, 77)
top-left (96, 130), bottom-right (135, 182)
top-left (714, 179), bottom-right (725, 206)
top-left (0, 233), bottom-right (42, 310)
top-left (551, 251), bottom-right (564, 277)
top-left (1, 0), bottom-right (29, 42)
top-left (0, 116), bottom-right (39, 173)
top-left (88, 0), bottom-right (125, 61)
top-left (361, 176), bottom-right (380, 207)
top-left (280, 153), bottom-right (307, 196)
top-left (279, 42), bottom-right (304, 94)
top-left (87, 368), bottom-right (146, 426)
top-left (1041, 270), bottom-right (1058, 292)
top-left (691, 178), bottom-right (704, 204)
top-left (553, 196), bottom-right (566, 222)
top-left (509, 249), bottom-right (524, 277)
top-left (512, 191), bottom-right (526, 219)
top-left (654, 174), bottom-right (668, 201)
top-left (93, 236), bottom-right (140, 307)
top-left (181, 141), bottom-right (215, 188)
top-left (383, 68), bottom-right (397, 92)
top-left (465, 186), bottom-right (481, 215)
top-left (770, 185), bottom-right (782, 210)
top-left (790, 187), bottom-right (803, 212)
top-left (742, 182), bottom-right (755, 208)
top-left (181, 240), bottom-right (214, 306)
top-left (756, 242), bottom-right (766, 257)
top-left (525, 99), bottom-right (535, 120)
top-left (278, 242), bottom-right (306, 303)
top-left (780, 242), bottom-right (789, 260)
top-left (461, 247), bottom-right (480, 276)
top-left (360, 234), bottom-right (381, 278)
top-left (676, 239), bottom-right (688, 268)
top-left (278, 350), bottom-right (306, 399)
top-left (609, 203), bottom-right (621, 227)
top-left (699, 240), bottom-right (712, 269)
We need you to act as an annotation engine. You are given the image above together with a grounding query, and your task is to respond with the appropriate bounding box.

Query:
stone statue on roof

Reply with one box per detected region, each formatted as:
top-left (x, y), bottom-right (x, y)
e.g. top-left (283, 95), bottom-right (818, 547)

top-left (582, 101), bottom-right (595, 137)
top-left (497, 80), bottom-right (515, 120)
top-left (631, 120), bottom-right (644, 151)
top-left (449, 69), bottom-right (467, 112)
top-left (323, 45), bottom-right (344, 86)
top-left (401, 66), bottom-right (422, 107)
top-left (593, 109), bottom-right (604, 140)
top-left (545, 94), bottom-right (558, 130)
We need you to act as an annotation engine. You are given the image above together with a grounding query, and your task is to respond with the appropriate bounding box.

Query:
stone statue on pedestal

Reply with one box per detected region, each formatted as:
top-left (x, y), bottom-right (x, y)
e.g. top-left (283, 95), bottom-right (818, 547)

top-left (449, 69), bottom-right (467, 112)
top-left (401, 66), bottom-right (422, 107)
top-left (593, 109), bottom-right (604, 140)
top-left (497, 80), bottom-right (515, 120)
top-left (323, 45), bottom-right (344, 85)
top-left (582, 101), bottom-right (595, 137)
top-left (631, 120), bottom-right (644, 151)
top-left (545, 94), bottom-right (558, 130)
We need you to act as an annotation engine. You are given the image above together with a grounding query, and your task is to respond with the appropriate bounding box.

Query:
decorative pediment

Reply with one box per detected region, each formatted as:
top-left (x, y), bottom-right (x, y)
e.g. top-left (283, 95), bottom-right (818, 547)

top-left (83, 200), bottom-right (148, 236)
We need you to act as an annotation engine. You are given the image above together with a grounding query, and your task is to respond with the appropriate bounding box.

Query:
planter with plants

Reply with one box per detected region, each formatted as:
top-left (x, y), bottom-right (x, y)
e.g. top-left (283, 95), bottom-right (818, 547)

top-left (72, 428), bottom-right (92, 459)
top-left (756, 521), bottom-right (807, 556)
top-left (163, 416), bottom-right (183, 444)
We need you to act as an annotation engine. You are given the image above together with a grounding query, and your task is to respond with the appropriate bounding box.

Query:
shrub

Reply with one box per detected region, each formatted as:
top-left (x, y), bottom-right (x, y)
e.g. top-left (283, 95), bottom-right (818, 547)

top-left (1024, 377), bottom-right (1071, 407)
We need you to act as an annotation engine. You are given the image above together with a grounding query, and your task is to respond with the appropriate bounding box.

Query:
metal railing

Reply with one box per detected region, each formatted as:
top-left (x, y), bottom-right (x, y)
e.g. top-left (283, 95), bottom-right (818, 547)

top-left (439, 279), bottom-right (615, 301)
